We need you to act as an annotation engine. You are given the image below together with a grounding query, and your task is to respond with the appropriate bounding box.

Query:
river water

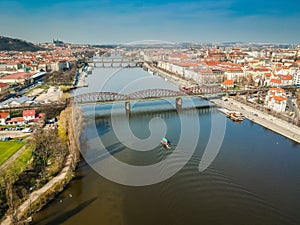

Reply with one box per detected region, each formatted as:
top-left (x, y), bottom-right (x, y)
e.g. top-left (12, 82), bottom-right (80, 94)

top-left (32, 63), bottom-right (300, 225)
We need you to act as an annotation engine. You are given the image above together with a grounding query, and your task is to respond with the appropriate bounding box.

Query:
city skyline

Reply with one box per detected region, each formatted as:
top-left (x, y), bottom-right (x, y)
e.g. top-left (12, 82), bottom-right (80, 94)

top-left (0, 0), bottom-right (300, 44)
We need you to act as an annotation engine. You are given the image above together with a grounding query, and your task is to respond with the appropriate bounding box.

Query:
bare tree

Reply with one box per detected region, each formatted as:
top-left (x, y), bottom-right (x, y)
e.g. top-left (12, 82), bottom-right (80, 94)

top-left (1, 172), bottom-right (19, 224)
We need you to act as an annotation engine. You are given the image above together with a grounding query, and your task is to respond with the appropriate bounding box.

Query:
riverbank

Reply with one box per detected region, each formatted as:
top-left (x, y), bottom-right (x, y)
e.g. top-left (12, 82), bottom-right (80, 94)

top-left (143, 62), bottom-right (196, 87)
top-left (0, 106), bottom-right (82, 225)
top-left (74, 68), bottom-right (88, 88)
top-left (211, 97), bottom-right (300, 144)
top-left (0, 155), bottom-right (75, 225)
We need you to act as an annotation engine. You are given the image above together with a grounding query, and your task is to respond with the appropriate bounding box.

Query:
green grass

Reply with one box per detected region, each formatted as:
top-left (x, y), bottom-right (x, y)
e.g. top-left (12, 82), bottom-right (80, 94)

top-left (5, 146), bottom-right (32, 174)
top-left (0, 141), bottom-right (25, 165)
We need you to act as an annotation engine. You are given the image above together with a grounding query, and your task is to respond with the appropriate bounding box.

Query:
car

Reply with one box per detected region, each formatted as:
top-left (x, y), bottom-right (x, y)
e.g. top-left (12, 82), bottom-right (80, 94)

top-left (254, 113), bottom-right (258, 116)
top-left (22, 128), bottom-right (32, 133)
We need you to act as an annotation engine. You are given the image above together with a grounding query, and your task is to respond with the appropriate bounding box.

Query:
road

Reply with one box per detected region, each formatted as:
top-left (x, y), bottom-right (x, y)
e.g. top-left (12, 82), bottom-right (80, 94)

top-left (287, 97), bottom-right (300, 119)
top-left (0, 131), bottom-right (28, 138)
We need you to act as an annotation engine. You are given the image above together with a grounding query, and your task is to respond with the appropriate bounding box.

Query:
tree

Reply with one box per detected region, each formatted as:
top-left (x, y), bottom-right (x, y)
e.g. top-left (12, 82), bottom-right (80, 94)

top-left (58, 106), bottom-right (83, 169)
top-left (0, 171), bottom-right (19, 224)
top-left (30, 128), bottom-right (68, 181)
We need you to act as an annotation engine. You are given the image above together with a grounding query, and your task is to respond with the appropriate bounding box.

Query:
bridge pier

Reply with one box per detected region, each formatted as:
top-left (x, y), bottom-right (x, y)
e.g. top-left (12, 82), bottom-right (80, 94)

top-left (125, 101), bottom-right (131, 113)
top-left (176, 97), bottom-right (182, 110)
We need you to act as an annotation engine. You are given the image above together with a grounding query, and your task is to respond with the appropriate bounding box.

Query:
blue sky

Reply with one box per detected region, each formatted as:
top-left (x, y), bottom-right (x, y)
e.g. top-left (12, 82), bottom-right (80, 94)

top-left (0, 0), bottom-right (299, 44)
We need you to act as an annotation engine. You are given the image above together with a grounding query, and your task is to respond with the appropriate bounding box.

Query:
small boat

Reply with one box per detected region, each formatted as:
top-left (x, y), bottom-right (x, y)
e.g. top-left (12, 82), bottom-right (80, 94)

top-left (161, 137), bottom-right (170, 148)
top-left (226, 111), bottom-right (245, 122)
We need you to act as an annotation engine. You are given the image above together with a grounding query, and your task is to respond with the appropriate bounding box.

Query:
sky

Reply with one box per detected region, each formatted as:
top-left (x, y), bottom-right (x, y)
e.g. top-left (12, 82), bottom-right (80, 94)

top-left (0, 0), bottom-right (300, 44)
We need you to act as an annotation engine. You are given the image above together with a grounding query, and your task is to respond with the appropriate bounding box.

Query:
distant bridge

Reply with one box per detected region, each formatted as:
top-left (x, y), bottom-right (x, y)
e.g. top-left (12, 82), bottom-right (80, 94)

top-left (87, 57), bottom-right (144, 68)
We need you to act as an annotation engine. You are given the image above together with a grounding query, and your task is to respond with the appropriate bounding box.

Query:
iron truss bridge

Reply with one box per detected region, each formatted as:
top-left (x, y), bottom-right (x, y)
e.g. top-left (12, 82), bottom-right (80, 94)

top-left (68, 89), bottom-right (188, 105)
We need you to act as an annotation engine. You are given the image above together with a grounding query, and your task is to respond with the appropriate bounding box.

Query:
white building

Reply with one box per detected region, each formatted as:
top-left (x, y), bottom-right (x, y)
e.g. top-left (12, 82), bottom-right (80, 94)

top-left (265, 88), bottom-right (287, 112)
top-left (225, 68), bottom-right (245, 83)
top-left (0, 112), bottom-right (10, 125)
top-left (293, 70), bottom-right (300, 86)
top-left (23, 110), bottom-right (36, 121)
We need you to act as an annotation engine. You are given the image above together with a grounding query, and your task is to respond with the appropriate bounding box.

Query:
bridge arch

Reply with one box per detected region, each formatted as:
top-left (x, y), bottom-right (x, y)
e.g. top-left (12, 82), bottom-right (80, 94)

top-left (128, 89), bottom-right (186, 99)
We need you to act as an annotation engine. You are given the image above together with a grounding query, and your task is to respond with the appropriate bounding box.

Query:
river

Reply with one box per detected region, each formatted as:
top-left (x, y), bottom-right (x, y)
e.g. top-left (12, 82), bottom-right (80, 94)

top-left (32, 62), bottom-right (300, 225)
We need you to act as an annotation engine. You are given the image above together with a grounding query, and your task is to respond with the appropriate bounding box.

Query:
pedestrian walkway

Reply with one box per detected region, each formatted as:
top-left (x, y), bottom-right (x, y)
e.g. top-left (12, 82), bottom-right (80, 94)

top-left (211, 98), bottom-right (300, 144)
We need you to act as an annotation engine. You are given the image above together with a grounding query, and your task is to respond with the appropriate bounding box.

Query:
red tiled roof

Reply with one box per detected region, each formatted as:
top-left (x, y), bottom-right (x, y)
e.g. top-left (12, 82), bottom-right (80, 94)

top-left (273, 96), bottom-right (288, 103)
top-left (270, 79), bottom-right (282, 84)
top-left (205, 60), bottom-right (220, 66)
top-left (23, 110), bottom-right (36, 117)
top-left (281, 75), bottom-right (293, 80)
top-left (222, 80), bottom-right (234, 85)
top-left (269, 88), bottom-right (284, 92)
top-left (0, 82), bottom-right (8, 87)
top-left (199, 69), bottom-right (213, 74)
top-left (7, 117), bottom-right (24, 122)
top-left (0, 72), bottom-right (33, 80)
top-left (0, 112), bottom-right (9, 119)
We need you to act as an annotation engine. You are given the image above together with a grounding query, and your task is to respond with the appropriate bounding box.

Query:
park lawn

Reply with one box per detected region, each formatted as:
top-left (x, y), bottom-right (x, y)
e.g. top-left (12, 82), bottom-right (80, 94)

top-left (0, 141), bottom-right (25, 165)
top-left (5, 146), bottom-right (32, 174)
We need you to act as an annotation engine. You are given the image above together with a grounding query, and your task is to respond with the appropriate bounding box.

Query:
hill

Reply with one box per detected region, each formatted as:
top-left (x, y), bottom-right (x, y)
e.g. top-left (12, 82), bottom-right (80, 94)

top-left (0, 36), bottom-right (44, 52)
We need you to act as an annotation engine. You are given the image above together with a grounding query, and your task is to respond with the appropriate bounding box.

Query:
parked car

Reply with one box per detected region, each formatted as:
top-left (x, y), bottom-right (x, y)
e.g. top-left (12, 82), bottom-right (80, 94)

top-left (22, 128), bottom-right (32, 133)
